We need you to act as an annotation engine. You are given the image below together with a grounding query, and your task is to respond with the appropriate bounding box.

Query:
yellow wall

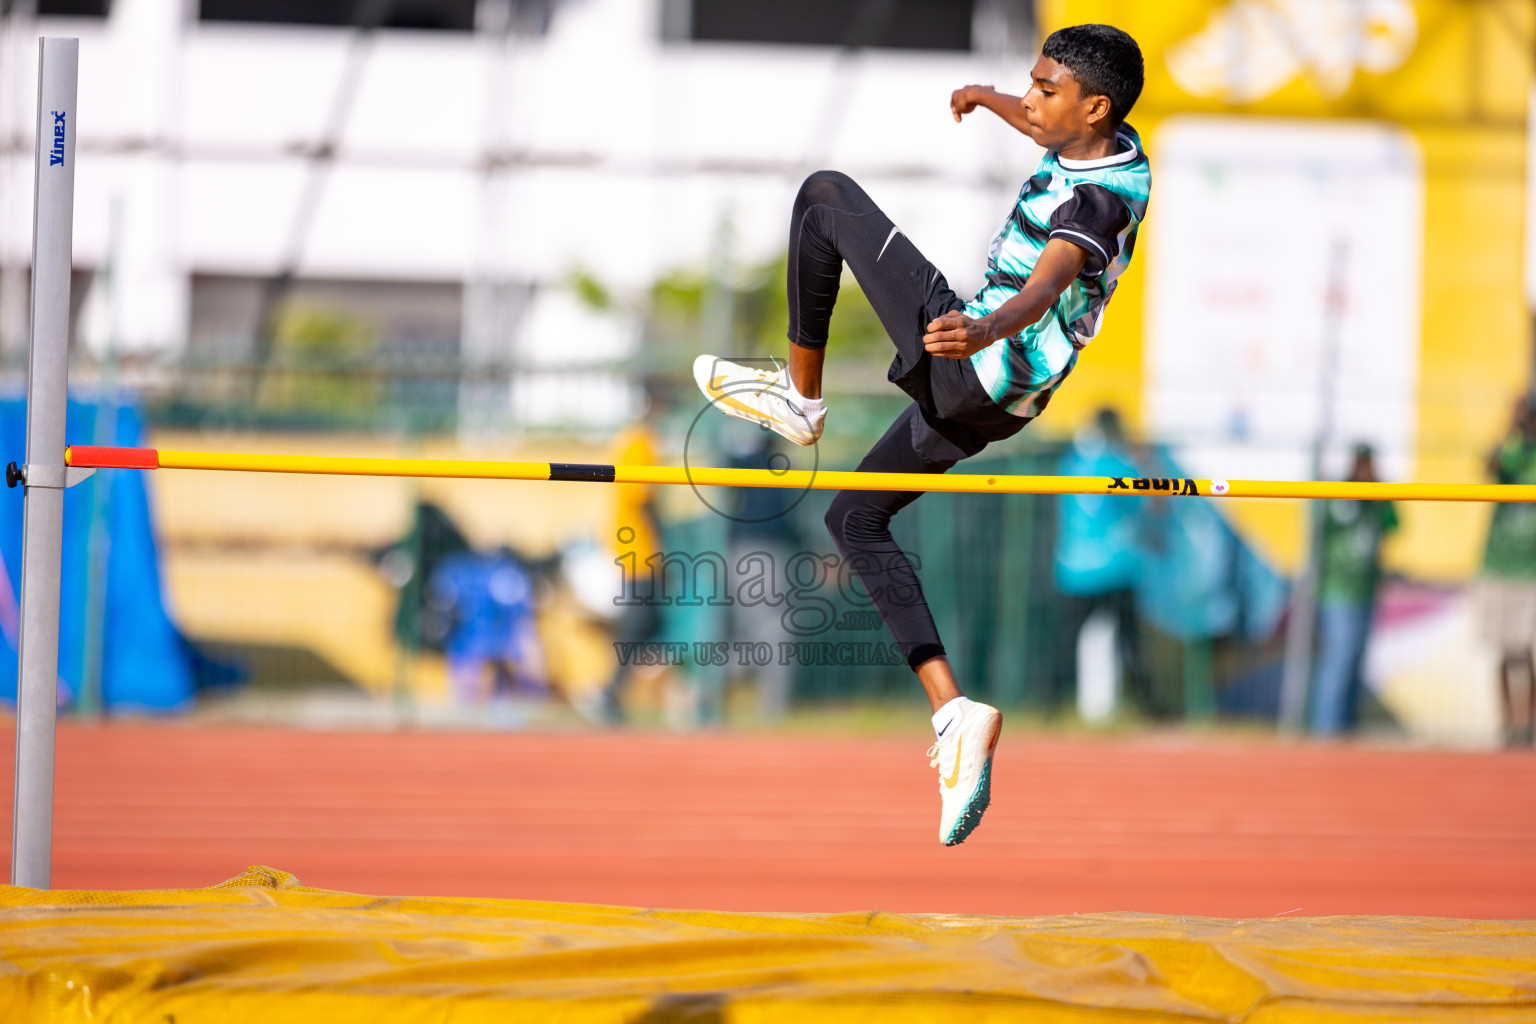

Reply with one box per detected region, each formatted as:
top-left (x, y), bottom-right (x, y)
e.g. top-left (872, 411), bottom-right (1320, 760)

top-left (1043, 0), bottom-right (1535, 578)
top-left (149, 431), bottom-right (620, 699)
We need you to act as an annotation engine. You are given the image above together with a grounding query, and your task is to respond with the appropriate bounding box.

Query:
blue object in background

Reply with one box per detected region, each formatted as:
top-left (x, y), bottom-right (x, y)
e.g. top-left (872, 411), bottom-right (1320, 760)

top-left (1133, 445), bottom-right (1288, 644)
top-left (1056, 437), bottom-right (1287, 644)
top-left (1054, 441), bottom-right (1143, 597)
top-left (428, 550), bottom-right (544, 688)
top-left (0, 398), bottom-right (193, 712)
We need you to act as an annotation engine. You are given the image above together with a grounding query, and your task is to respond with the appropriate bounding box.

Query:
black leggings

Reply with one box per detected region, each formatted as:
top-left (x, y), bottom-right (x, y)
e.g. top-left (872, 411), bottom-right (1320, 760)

top-left (791, 171), bottom-right (1032, 671)
top-left (825, 406), bottom-right (957, 669)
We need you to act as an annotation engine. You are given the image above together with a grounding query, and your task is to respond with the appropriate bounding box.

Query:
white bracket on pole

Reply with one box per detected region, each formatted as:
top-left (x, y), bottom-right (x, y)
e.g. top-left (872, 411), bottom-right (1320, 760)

top-left (12, 37), bottom-right (79, 890)
top-left (5, 462), bottom-right (95, 489)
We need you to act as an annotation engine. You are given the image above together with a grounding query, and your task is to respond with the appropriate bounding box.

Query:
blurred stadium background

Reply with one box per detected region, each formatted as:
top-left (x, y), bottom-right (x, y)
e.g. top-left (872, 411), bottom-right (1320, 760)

top-left (0, 0), bottom-right (1534, 914)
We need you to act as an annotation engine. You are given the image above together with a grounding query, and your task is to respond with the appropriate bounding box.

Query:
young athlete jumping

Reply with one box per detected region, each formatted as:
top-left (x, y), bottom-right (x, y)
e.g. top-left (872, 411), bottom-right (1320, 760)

top-left (693, 24), bottom-right (1148, 845)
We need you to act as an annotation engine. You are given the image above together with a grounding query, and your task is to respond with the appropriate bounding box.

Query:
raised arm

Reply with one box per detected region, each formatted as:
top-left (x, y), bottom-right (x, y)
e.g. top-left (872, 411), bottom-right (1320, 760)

top-left (950, 84), bottom-right (1034, 137)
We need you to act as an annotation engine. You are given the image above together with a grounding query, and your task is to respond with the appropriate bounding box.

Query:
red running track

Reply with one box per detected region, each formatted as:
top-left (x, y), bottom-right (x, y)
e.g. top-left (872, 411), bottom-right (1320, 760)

top-left (2, 723), bottom-right (1533, 917)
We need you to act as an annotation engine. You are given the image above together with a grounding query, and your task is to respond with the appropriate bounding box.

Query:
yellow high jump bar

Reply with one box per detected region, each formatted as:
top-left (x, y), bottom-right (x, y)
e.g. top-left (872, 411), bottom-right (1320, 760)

top-left (58, 444), bottom-right (1536, 501)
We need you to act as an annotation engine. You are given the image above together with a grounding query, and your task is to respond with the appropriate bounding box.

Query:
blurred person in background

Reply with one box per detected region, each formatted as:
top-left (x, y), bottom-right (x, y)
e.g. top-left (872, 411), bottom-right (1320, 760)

top-left (597, 400), bottom-right (665, 724)
top-left (722, 422), bottom-right (800, 722)
top-left (1310, 443), bottom-right (1397, 736)
top-left (690, 25), bottom-right (1149, 844)
top-left (1477, 397), bottom-right (1536, 746)
top-left (380, 501), bottom-right (472, 656)
top-left (1053, 407), bottom-right (1145, 717)
top-left (428, 550), bottom-right (547, 719)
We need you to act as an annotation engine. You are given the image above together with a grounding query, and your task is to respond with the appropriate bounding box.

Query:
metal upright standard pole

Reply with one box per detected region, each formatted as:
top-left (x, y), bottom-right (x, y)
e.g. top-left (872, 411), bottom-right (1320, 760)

top-left (12, 37), bottom-right (78, 889)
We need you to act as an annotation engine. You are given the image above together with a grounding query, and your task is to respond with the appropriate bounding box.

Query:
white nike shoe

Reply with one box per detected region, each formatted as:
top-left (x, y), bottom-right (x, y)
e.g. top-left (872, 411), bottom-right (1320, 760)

top-left (692, 355), bottom-right (824, 447)
top-left (928, 699), bottom-right (1002, 846)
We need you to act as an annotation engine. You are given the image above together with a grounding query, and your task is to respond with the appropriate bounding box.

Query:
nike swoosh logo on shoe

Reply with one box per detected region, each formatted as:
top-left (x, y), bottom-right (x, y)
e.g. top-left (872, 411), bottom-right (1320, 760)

top-left (943, 736), bottom-right (962, 789)
top-left (707, 375), bottom-right (788, 427)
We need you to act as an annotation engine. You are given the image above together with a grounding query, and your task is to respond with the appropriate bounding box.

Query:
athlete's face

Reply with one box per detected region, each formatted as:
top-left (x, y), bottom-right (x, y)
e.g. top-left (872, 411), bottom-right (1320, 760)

top-left (1020, 55), bottom-right (1111, 151)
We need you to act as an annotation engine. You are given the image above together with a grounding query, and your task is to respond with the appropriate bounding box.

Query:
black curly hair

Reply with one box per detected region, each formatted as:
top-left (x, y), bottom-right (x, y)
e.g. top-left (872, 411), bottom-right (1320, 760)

top-left (1041, 24), bottom-right (1144, 125)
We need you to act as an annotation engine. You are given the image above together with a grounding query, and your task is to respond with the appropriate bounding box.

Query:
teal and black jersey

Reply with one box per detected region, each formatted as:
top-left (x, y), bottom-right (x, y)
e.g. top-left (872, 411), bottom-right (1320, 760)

top-left (965, 124), bottom-right (1150, 417)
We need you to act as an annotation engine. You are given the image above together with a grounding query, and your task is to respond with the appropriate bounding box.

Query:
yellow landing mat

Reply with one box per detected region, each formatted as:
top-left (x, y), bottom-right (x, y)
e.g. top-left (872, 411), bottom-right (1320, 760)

top-left (2, 866), bottom-right (1534, 1023)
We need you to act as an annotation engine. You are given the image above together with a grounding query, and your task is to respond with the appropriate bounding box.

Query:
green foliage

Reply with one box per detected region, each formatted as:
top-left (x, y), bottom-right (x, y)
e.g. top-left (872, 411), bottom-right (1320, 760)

top-left (261, 304), bottom-right (383, 416)
top-left (272, 305), bottom-right (379, 361)
top-left (569, 267), bottom-right (615, 311)
top-left (643, 256), bottom-right (894, 368)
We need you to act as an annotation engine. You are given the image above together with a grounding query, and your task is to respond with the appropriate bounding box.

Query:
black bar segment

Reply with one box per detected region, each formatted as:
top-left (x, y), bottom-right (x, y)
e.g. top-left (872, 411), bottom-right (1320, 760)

top-left (548, 463), bottom-right (616, 483)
